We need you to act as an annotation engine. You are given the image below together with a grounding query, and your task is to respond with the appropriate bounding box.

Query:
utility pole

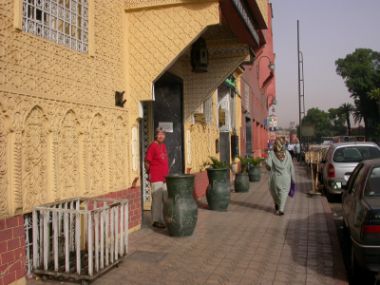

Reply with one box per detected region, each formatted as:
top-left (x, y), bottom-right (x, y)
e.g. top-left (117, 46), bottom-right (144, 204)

top-left (297, 20), bottom-right (305, 144)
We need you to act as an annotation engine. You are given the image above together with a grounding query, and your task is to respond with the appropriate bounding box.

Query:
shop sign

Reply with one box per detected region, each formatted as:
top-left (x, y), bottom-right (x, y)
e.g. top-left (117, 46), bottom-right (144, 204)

top-left (232, 0), bottom-right (260, 45)
top-left (158, 122), bottom-right (173, 133)
top-left (219, 109), bottom-right (226, 127)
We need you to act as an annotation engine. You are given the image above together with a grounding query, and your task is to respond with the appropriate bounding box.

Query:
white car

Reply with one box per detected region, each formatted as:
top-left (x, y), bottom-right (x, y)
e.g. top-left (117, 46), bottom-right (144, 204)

top-left (322, 142), bottom-right (380, 201)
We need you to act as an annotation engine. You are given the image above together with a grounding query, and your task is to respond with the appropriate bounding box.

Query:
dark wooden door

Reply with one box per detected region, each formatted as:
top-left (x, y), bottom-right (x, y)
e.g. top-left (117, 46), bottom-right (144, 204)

top-left (245, 117), bottom-right (252, 156)
top-left (153, 73), bottom-right (184, 174)
top-left (220, 132), bottom-right (230, 166)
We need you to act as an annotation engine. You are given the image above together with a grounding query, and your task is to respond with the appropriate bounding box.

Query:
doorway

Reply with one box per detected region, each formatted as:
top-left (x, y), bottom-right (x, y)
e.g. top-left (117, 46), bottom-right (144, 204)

top-left (139, 73), bottom-right (184, 219)
top-left (219, 132), bottom-right (230, 166)
top-left (153, 73), bottom-right (184, 174)
top-left (245, 117), bottom-right (252, 156)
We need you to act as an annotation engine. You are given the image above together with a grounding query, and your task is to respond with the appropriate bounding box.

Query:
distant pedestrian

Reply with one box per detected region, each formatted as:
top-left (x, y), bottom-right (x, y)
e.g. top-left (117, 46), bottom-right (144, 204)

top-left (145, 127), bottom-right (169, 229)
top-left (294, 142), bottom-right (301, 161)
top-left (265, 137), bottom-right (295, 216)
top-left (288, 143), bottom-right (295, 159)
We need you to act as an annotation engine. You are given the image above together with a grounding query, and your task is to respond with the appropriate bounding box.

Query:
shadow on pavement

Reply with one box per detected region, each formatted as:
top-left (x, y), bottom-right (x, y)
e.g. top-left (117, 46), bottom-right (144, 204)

top-left (229, 199), bottom-right (275, 214)
top-left (285, 212), bottom-right (348, 283)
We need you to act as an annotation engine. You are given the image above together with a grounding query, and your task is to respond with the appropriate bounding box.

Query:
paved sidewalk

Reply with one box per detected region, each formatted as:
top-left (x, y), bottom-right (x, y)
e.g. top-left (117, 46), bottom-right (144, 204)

top-left (29, 163), bottom-right (348, 285)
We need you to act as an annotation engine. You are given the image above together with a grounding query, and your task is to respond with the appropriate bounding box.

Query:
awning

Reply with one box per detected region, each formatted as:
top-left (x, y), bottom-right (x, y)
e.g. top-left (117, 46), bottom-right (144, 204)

top-left (219, 0), bottom-right (266, 50)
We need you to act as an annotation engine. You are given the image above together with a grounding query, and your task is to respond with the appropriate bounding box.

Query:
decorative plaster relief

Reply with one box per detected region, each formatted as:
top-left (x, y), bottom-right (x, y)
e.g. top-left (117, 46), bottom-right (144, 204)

top-left (131, 126), bottom-right (138, 172)
top-left (1, 0), bottom-right (125, 108)
top-left (58, 111), bottom-right (80, 200)
top-left (113, 116), bottom-right (127, 190)
top-left (126, 2), bottom-right (220, 101)
top-left (0, 92), bottom-right (130, 218)
top-left (125, 0), bottom-right (218, 11)
top-left (0, 116), bottom-right (7, 216)
top-left (89, 114), bottom-right (106, 195)
top-left (22, 106), bottom-right (48, 212)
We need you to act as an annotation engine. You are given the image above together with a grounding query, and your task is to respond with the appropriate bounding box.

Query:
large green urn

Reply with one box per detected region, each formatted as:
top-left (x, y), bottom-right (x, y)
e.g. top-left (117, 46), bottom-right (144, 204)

top-left (206, 168), bottom-right (230, 211)
top-left (248, 166), bottom-right (261, 182)
top-left (234, 173), bottom-right (250, 192)
top-left (164, 174), bottom-right (198, 237)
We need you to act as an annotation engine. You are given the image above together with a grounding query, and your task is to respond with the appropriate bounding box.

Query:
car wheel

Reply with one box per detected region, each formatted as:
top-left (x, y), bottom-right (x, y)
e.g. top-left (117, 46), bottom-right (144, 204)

top-left (342, 217), bottom-right (348, 231)
top-left (350, 241), bottom-right (364, 281)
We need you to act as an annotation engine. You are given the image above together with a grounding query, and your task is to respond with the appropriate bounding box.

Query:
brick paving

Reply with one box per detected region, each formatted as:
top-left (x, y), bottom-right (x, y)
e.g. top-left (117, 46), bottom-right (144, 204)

top-left (29, 163), bottom-right (348, 285)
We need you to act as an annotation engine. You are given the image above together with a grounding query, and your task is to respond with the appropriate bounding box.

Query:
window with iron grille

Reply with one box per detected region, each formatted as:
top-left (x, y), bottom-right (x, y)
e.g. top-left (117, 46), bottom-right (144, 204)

top-left (22, 0), bottom-right (89, 53)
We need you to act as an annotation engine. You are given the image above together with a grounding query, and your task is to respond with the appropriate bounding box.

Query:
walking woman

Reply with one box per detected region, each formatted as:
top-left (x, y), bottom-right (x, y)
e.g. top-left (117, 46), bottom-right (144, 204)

top-left (265, 137), bottom-right (295, 216)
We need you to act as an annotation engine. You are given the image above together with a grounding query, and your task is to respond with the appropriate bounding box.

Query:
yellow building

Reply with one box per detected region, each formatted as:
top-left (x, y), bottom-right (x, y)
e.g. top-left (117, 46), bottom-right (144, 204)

top-left (0, 1), bottom-right (269, 284)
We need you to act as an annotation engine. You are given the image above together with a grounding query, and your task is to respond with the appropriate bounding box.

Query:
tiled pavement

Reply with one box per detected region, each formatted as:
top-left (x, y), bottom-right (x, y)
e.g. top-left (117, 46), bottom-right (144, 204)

top-left (29, 163), bottom-right (348, 285)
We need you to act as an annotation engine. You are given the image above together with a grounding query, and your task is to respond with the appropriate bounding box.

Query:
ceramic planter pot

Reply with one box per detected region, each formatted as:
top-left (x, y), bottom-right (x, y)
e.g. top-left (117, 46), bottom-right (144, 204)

top-left (248, 166), bottom-right (261, 182)
top-left (206, 168), bottom-right (230, 211)
top-left (234, 173), bottom-right (249, 192)
top-left (164, 174), bottom-right (198, 237)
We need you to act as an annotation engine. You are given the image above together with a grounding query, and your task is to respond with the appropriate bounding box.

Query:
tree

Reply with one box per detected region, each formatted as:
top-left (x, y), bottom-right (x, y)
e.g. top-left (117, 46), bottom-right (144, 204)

top-left (301, 108), bottom-right (334, 143)
top-left (328, 107), bottom-right (346, 135)
top-left (335, 48), bottom-right (380, 140)
top-left (369, 88), bottom-right (380, 141)
top-left (338, 103), bottom-right (355, 136)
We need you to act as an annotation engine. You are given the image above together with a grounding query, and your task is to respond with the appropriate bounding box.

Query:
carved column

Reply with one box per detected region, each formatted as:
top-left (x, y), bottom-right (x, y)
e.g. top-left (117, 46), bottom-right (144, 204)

top-left (0, 117), bottom-right (8, 217)
top-left (104, 127), bottom-right (111, 195)
top-left (9, 112), bottom-right (23, 214)
top-left (80, 130), bottom-right (89, 196)
top-left (47, 130), bottom-right (58, 202)
top-left (22, 107), bottom-right (47, 212)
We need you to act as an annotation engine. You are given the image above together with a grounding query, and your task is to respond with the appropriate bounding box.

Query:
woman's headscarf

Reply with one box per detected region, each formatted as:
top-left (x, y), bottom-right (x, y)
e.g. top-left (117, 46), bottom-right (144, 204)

top-left (273, 137), bottom-right (286, 161)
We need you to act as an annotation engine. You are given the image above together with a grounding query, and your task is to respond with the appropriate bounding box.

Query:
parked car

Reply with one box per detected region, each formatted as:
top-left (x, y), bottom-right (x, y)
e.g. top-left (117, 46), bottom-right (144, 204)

top-left (342, 158), bottom-right (380, 274)
top-left (321, 142), bottom-right (380, 200)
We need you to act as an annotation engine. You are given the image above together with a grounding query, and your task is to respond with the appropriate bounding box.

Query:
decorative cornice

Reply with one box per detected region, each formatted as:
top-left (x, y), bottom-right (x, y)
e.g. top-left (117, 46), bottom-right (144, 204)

top-left (125, 0), bottom-right (217, 11)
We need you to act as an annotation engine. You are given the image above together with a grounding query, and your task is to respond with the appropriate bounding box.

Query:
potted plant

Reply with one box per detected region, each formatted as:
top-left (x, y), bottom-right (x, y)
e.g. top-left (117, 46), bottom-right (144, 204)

top-left (248, 157), bottom-right (264, 182)
top-left (203, 156), bottom-right (230, 211)
top-left (234, 156), bottom-right (250, 192)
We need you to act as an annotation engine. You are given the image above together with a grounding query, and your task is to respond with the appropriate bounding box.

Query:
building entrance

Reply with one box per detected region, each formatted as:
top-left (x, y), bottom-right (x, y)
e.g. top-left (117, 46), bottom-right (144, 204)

top-left (153, 73), bottom-right (184, 175)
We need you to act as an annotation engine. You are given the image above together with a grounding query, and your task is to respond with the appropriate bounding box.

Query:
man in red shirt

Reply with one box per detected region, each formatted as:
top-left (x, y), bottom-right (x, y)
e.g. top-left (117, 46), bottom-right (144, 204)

top-left (145, 127), bottom-right (169, 228)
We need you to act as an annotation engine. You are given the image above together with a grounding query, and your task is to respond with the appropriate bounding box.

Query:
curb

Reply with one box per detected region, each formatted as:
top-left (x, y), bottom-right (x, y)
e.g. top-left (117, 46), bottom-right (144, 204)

top-left (321, 196), bottom-right (349, 285)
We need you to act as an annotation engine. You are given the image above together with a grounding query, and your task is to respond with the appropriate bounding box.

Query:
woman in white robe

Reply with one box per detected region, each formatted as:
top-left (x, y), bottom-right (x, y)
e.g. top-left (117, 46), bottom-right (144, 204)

top-left (265, 137), bottom-right (295, 215)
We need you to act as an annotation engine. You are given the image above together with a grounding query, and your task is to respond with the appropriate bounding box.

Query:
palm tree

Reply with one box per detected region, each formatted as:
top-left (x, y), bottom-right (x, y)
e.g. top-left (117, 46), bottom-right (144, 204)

top-left (338, 103), bottom-right (355, 136)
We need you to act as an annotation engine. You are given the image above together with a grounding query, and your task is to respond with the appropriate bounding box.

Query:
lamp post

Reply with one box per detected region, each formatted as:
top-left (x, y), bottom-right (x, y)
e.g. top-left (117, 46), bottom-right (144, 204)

top-left (297, 20), bottom-right (306, 145)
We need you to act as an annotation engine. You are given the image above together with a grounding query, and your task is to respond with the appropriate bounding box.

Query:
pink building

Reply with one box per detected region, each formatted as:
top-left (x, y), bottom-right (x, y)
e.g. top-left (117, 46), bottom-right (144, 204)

top-left (240, 2), bottom-right (276, 157)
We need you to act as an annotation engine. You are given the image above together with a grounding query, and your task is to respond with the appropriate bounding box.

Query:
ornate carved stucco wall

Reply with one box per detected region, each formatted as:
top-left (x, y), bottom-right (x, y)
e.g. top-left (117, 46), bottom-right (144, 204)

top-left (0, 0), bottom-right (130, 218)
top-left (0, 0), bottom-right (257, 218)
top-left (0, 94), bottom-right (129, 216)
top-left (124, 1), bottom-right (220, 101)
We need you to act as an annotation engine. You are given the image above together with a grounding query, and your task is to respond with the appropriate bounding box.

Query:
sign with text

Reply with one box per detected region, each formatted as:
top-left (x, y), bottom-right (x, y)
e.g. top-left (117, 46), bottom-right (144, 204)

top-left (158, 122), bottom-right (173, 133)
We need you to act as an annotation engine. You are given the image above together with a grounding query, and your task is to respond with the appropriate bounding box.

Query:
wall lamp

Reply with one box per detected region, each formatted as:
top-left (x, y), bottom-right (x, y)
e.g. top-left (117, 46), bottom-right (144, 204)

top-left (191, 37), bottom-right (208, 73)
top-left (257, 55), bottom-right (275, 81)
top-left (115, 91), bottom-right (126, 107)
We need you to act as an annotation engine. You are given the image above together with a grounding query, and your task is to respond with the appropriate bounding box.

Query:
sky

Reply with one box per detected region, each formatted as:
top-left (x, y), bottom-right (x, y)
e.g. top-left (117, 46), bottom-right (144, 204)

top-left (270, 0), bottom-right (380, 128)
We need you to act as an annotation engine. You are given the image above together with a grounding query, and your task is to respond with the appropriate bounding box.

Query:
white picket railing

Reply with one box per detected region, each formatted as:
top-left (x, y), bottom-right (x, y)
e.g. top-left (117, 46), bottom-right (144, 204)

top-left (31, 197), bottom-right (128, 283)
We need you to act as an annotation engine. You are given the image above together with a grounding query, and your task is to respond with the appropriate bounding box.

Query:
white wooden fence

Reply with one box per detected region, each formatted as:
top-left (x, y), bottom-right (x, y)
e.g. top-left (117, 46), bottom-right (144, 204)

top-left (31, 198), bottom-right (128, 283)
